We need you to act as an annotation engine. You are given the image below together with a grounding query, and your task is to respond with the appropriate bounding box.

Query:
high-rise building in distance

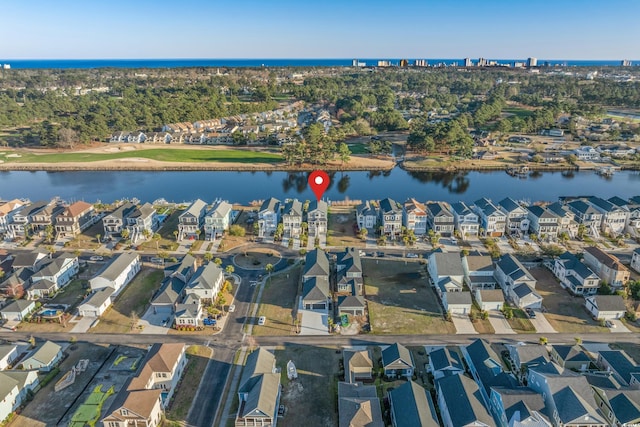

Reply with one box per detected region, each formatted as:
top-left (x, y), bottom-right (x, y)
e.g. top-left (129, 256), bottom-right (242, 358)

top-left (621, 59), bottom-right (632, 66)
top-left (464, 58), bottom-right (473, 67)
top-left (527, 57), bottom-right (538, 67)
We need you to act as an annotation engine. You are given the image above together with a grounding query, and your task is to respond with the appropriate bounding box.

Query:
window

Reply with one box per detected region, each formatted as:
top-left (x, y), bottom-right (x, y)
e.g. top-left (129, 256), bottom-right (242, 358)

top-left (121, 409), bottom-right (128, 416)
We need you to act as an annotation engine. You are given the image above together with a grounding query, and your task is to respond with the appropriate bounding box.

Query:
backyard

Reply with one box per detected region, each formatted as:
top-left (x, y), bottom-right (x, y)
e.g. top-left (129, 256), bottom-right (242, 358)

top-left (137, 208), bottom-right (181, 252)
top-left (90, 268), bottom-right (164, 333)
top-left (531, 267), bottom-right (608, 334)
top-left (328, 206), bottom-right (365, 248)
top-left (165, 345), bottom-right (213, 423)
top-left (363, 259), bottom-right (456, 335)
top-left (253, 265), bottom-right (301, 336)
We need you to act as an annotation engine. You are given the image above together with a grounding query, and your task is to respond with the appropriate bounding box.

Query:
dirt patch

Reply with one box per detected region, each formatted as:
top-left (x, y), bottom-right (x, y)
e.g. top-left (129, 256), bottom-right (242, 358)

top-left (234, 249), bottom-right (282, 269)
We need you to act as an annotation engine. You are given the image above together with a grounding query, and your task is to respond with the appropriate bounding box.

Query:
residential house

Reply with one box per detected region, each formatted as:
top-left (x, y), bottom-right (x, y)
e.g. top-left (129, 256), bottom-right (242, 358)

top-left (235, 348), bottom-right (281, 427)
top-left (7, 201), bottom-right (50, 239)
top-left (489, 387), bottom-right (551, 427)
top-left (590, 387), bottom-right (640, 426)
top-left (173, 294), bottom-right (202, 328)
top-left (126, 203), bottom-right (156, 243)
top-left (379, 198), bottom-right (403, 237)
top-left (549, 345), bottom-right (591, 371)
top-left (474, 198), bottom-right (507, 236)
top-left (355, 201), bottom-right (378, 231)
top-left (436, 374), bottom-right (494, 427)
top-left (10, 250), bottom-right (47, 272)
top-left (0, 199), bottom-right (24, 238)
top-left (462, 254), bottom-right (496, 290)
top-left (338, 382), bottom-right (384, 427)
top-left (461, 339), bottom-right (516, 407)
top-left (343, 349), bottom-right (373, 384)
top-left (77, 287), bottom-right (115, 317)
top-left (548, 202), bottom-right (578, 238)
top-left (583, 246), bottom-right (630, 288)
top-left (527, 366), bottom-right (606, 427)
top-left (302, 249), bottom-right (330, 281)
top-left (621, 198), bottom-right (640, 236)
top-left (281, 199), bottom-right (303, 238)
top-left (0, 268), bottom-right (32, 299)
top-left (54, 201), bottom-right (95, 238)
top-left (552, 251), bottom-right (600, 296)
top-left (178, 199), bottom-right (207, 240)
top-left (27, 253), bottom-right (79, 299)
top-left (30, 201), bottom-right (65, 235)
top-left (21, 340), bottom-right (63, 372)
top-left (443, 291), bottom-right (473, 314)
top-left (127, 343), bottom-right (187, 405)
top-left (0, 344), bottom-right (18, 370)
top-left (527, 205), bottom-right (560, 239)
top-left (388, 381), bottom-right (440, 427)
top-left (632, 247), bottom-right (640, 273)
top-left (335, 248), bottom-right (365, 315)
top-left (337, 295), bottom-right (366, 316)
top-left (89, 252), bottom-right (141, 296)
top-left (150, 255), bottom-right (198, 317)
top-left (506, 344), bottom-right (550, 372)
top-left (403, 198), bottom-right (428, 235)
top-left (0, 370), bottom-right (39, 423)
top-left (184, 262), bottom-right (224, 303)
top-left (428, 252), bottom-right (465, 294)
top-left (307, 200), bottom-right (328, 239)
top-left (585, 295), bottom-right (626, 320)
top-left (495, 254), bottom-right (537, 305)
top-left (428, 347), bottom-right (464, 380)
top-left (425, 202), bottom-right (455, 237)
top-left (510, 283), bottom-right (543, 309)
top-left (474, 289), bottom-right (505, 311)
top-left (597, 350), bottom-right (640, 387)
top-left (0, 299), bottom-right (36, 322)
top-left (574, 146), bottom-right (601, 161)
top-left (382, 343), bottom-right (415, 379)
top-left (498, 198), bottom-right (530, 236)
top-left (204, 200), bottom-right (233, 241)
top-left (102, 389), bottom-right (163, 427)
top-left (566, 199), bottom-right (603, 238)
top-left (589, 196), bottom-right (629, 236)
top-left (302, 277), bottom-right (330, 310)
top-left (258, 197), bottom-right (280, 238)
top-left (451, 201), bottom-right (480, 237)
top-left (102, 202), bottom-right (137, 238)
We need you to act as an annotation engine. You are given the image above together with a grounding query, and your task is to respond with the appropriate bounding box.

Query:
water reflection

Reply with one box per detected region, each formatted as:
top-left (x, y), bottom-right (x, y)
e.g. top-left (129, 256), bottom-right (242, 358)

top-left (407, 171), bottom-right (470, 194)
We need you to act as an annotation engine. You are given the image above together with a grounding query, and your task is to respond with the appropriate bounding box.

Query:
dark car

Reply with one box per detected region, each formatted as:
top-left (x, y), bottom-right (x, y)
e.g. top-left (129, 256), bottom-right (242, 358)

top-left (525, 308), bottom-right (536, 318)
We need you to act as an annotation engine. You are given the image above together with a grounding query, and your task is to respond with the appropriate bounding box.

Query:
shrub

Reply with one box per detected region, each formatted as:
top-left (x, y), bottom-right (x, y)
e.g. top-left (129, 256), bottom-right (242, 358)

top-left (229, 225), bottom-right (246, 237)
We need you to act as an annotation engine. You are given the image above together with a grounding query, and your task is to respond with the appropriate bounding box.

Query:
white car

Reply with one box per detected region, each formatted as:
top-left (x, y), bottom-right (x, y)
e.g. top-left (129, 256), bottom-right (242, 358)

top-left (258, 316), bottom-right (266, 326)
top-left (228, 304), bottom-right (236, 313)
top-left (406, 253), bottom-right (418, 258)
top-left (150, 257), bottom-right (164, 264)
top-left (89, 255), bottom-right (104, 261)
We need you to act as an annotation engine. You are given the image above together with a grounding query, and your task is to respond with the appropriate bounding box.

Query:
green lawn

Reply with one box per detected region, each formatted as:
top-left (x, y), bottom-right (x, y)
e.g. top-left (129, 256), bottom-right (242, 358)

top-left (165, 345), bottom-right (212, 422)
top-left (253, 266), bottom-right (301, 336)
top-left (1, 148), bottom-right (282, 164)
top-left (502, 107), bottom-right (535, 118)
top-left (346, 143), bottom-right (370, 155)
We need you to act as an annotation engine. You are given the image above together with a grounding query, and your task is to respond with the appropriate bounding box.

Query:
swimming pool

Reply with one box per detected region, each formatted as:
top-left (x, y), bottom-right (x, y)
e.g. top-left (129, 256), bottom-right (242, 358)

top-left (40, 309), bottom-right (60, 316)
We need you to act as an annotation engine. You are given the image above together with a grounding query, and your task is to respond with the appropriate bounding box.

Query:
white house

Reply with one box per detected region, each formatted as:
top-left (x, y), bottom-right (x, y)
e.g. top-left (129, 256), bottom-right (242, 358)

top-left (0, 344), bottom-right (18, 370)
top-left (498, 197), bottom-right (530, 236)
top-left (258, 197), bottom-right (280, 238)
top-left (281, 199), bottom-right (303, 238)
top-left (443, 291), bottom-right (472, 314)
top-left (462, 254), bottom-right (496, 290)
top-left (474, 198), bottom-right (507, 237)
top-left (0, 370), bottom-right (39, 423)
top-left (585, 295), bottom-right (626, 320)
top-left (379, 198), bottom-right (403, 237)
top-left (494, 254), bottom-right (537, 293)
top-left (527, 205), bottom-right (560, 239)
top-left (184, 262), bottom-right (224, 302)
top-left (552, 251), bottom-right (600, 296)
top-left (509, 283), bottom-right (543, 309)
top-left (451, 202), bottom-right (479, 237)
top-left (589, 196), bottom-right (629, 236)
top-left (21, 340), bottom-right (63, 372)
top-left (574, 146), bottom-right (601, 161)
top-left (204, 200), bottom-right (233, 241)
top-left (474, 289), bottom-right (505, 311)
top-left (89, 252), bottom-right (141, 296)
top-left (307, 200), bottom-right (328, 239)
top-left (403, 198), bottom-right (428, 235)
top-left (356, 201), bottom-right (378, 231)
top-left (77, 287), bottom-right (115, 317)
top-left (428, 252), bottom-right (465, 294)
top-left (177, 199), bottom-right (207, 241)
top-left (632, 248), bottom-right (640, 273)
top-left (0, 299), bottom-right (36, 322)
top-left (27, 253), bottom-right (79, 299)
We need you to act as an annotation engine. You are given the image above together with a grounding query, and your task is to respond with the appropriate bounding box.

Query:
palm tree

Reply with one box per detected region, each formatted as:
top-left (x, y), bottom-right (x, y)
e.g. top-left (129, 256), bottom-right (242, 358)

top-left (265, 263), bottom-right (274, 280)
top-left (152, 233), bottom-right (161, 250)
top-left (142, 229), bottom-right (151, 240)
top-left (121, 229), bottom-right (130, 240)
top-left (96, 234), bottom-right (101, 245)
top-left (195, 229), bottom-right (202, 240)
top-left (214, 258), bottom-right (223, 266)
top-left (173, 230), bottom-right (179, 241)
top-left (225, 265), bottom-right (235, 275)
top-left (204, 252), bottom-right (214, 262)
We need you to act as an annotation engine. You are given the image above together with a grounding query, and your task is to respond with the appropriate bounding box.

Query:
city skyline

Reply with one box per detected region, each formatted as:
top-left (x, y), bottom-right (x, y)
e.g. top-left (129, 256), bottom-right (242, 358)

top-left (1, 0), bottom-right (640, 60)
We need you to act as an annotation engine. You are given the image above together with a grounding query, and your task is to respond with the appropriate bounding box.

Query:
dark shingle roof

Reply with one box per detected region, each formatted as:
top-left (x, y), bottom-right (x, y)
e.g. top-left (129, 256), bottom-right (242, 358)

top-left (382, 343), bottom-right (413, 370)
top-left (491, 387), bottom-right (548, 425)
top-left (464, 339), bottom-right (516, 396)
top-left (557, 252), bottom-right (597, 279)
top-left (431, 252), bottom-right (464, 277)
top-left (435, 374), bottom-right (494, 427)
top-left (379, 198), bottom-right (402, 214)
top-left (589, 295), bottom-right (626, 312)
top-left (608, 390), bottom-right (640, 424)
top-left (388, 381), bottom-right (439, 427)
top-left (429, 347), bottom-right (463, 372)
top-left (302, 277), bottom-right (330, 302)
top-left (303, 249), bottom-right (330, 277)
top-left (552, 345), bottom-right (591, 364)
top-left (599, 350), bottom-right (640, 385)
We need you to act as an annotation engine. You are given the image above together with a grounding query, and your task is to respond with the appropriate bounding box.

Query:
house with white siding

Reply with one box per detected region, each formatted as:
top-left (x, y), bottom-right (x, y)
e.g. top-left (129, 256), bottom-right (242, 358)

top-left (451, 202), bottom-right (479, 237)
top-left (474, 198), bottom-right (507, 237)
top-left (403, 198), bottom-right (428, 235)
top-left (89, 252), bottom-right (141, 296)
top-left (552, 251), bottom-right (600, 296)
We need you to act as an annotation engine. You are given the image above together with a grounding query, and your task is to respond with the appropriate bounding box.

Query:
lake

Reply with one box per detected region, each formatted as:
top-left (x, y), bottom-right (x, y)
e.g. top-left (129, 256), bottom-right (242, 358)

top-left (1, 169), bottom-right (639, 204)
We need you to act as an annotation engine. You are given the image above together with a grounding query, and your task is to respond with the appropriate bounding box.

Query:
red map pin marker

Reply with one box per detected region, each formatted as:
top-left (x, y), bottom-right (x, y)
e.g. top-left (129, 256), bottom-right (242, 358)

top-left (308, 170), bottom-right (330, 201)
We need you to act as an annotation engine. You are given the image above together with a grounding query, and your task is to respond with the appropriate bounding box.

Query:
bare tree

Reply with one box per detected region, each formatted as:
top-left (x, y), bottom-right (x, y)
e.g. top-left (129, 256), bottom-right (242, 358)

top-left (57, 128), bottom-right (78, 149)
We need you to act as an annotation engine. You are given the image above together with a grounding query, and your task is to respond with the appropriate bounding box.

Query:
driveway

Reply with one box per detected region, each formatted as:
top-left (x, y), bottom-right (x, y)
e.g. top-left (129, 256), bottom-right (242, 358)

top-left (488, 311), bottom-right (515, 334)
top-left (609, 319), bottom-right (631, 333)
top-left (70, 316), bottom-right (95, 333)
top-left (298, 300), bottom-right (329, 335)
top-left (528, 311), bottom-right (557, 333)
top-left (451, 314), bottom-right (478, 334)
top-left (139, 308), bottom-right (171, 335)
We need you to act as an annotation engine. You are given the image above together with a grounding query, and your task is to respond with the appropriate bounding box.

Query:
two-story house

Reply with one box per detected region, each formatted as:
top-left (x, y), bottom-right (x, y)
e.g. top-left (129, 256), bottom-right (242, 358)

top-left (462, 254), bottom-right (496, 290)
top-left (89, 252), bottom-right (141, 296)
top-left (184, 262), bottom-right (224, 304)
top-left (498, 197), bottom-right (530, 236)
top-left (495, 254), bottom-right (541, 309)
top-left (426, 202), bottom-right (455, 237)
top-left (335, 248), bottom-right (365, 315)
top-left (307, 200), bottom-right (328, 239)
top-left (451, 201), bottom-right (479, 237)
top-left (102, 202), bottom-right (137, 238)
top-left (436, 374), bottom-right (494, 427)
top-left (54, 201), bottom-right (95, 238)
top-left (8, 201), bottom-right (50, 239)
top-left (178, 199), bottom-right (207, 241)
top-left (632, 247), bottom-right (640, 273)
top-left (461, 339), bottom-right (516, 407)
top-left (126, 203), bottom-right (156, 243)
top-left (588, 196), bottom-right (629, 236)
top-left (583, 246), bottom-right (630, 289)
top-left (258, 197), bottom-right (280, 238)
top-left (0, 199), bottom-right (25, 239)
top-left (235, 348), bottom-right (281, 427)
top-left (474, 198), bottom-right (507, 237)
top-left (356, 200), bottom-right (378, 232)
top-left (403, 198), bottom-right (428, 235)
top-left (282, 199), bottom-right (303, 238)
top-left (30, 201), bottom-right (65, 236)
top-left (379, 198), bottom-right (403, 237)
top-left (548, 202), bottom-right (579, 238)
top-left (27, 253), bottom-right (79, 299)
top-left (553, 251), bottom-right (600, 296)
top-left (382, 343), bottom-right (415, 379)
top-left (566, 199), bottom-right (603, 238)
top-left (527, 205), bottom-right (560, 239)
top-left (204, 200), bottom-right (233, 241)
top-left (490, 387), bottom-right (551, 427)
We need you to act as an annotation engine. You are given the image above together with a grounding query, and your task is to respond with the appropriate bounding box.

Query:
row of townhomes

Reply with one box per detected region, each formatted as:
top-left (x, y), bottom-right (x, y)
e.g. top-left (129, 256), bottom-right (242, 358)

top-left (355, 195), bottom-right (640, 238)
top-left (0, 199), bottom-right (98, 241)
top-left (258, 197), bottom-right (328, 239)
top-left (176, 199), bottom-right (235, 241)
top-left (109, 101), bottom-right (306, 146)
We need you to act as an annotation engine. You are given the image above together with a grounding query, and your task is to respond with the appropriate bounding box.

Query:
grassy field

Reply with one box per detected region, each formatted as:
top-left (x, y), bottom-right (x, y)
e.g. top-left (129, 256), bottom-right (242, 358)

top-left (502, 107), bottom-right (535, 118)
top-left (364, 259), bottom-right (456, 335)
top-left (328, 206), bottom-right (365, 248)
top-left (90, 268), bottom-right (164, 333)
top-left (253, 266), bottom-right (301, 336)
top-left (165, 345), bottom-right (212, 423)
top-left (0, 148), bottom-right (283, 164)
top-left (346, 143), bottom-right (370, 155)
top-left (471, 304), bottom-right (495, 334)
top-left (64, 220), bottom-right (103, 250)
top-left (506, 308), bottom-right (536, 333)
top-left (531, 267), bottom-right (608, 334)
top-left (274, 345), bottom-right (341, 427)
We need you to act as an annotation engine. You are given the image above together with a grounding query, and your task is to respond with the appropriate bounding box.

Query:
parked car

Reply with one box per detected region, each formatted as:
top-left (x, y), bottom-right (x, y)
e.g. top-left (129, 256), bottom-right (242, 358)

top-left (228, 304), bottom-right (236, 313)
top-left (406, 253), bottom-right (418, 258)
top-left (525, 308), bottom-right (536, 318)
top-left (150, 257), bottom-right (164, 264)
top-left (89, 255), bottom-right (104, 261)
top-left (278, 405), bottom-right (286, 416)
top-left (605, 320), bottom-right (616, 328)
top-left (258, 316), bottom-right (266, 326)
top-left (203, 317), bottom-right (217, 326)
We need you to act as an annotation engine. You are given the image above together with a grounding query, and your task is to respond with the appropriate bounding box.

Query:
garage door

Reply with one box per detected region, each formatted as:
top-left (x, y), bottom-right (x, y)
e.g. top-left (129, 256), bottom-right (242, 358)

top-left (81, 310), bottom-right (98, 317)
top-left (311, 303), bottom-right (326, 310)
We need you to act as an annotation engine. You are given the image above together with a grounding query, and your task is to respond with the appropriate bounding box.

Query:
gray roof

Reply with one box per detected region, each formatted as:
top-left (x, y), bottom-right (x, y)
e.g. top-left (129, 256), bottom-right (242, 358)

top-left (548, 202), bottom-right (572, 218)
top-left (545, 374), bottom-right (605, 424)
top-left (303, 249), bottom-right (330, 277)
top-left (477, 289), bottom-right (505, 303)
top-left (2, 298), bottom-right (35, 313)
top-left (498, 197), bottom-right (524, 213)
top-left (464, 255), bottom-right (494, 273)
top-left (181, 199), bottom-right (207, 218)
top-left (589, 295), bottom-right (626, 312)
top-left (337, 295), bottom-right (365, 309)
top-left (431, 252), bottom-right (464, 277)
top-left (491, 386), bottom-right (549, 425)
top-left (17, 200), bottom-right (49, 217)
top-left (11, 251), bottom-right (46, 269)
top-left (382, 343), bottom-right (414, 370)
top-left (527, 205), bottom-right (559, 220)
top-left (599, 350), bottom-right (640, 385)
top-left (34, 253), bottom-right (76, 279)
top-left (165, 254), bottom-right (196, 281)
top-left (451, 201), bottom-right (475, 216)
top-left (302, 277), bottom-right (330, 302)
top-left (187, 262), bottom-right (223, 292)
top-left (0, 372), bottom-right (19, 402)
top-left (557, 252), bottom-right (597, 280)
top-left (337, 248), bottom-right (362, 276)
top-left (259, 197), bottom-right (280, 214)
top-left (80, 287), bottom-right (115, 309)
top-left (567, 199), bottom-right (600, 216)
top-left (389, 381), bottom-right (439, 427)
top-left (95, 252), bottom-right (139, 282)
top-left (551, 345), bottom-right (591, 364)
top-left (474, 197), bottom-right (501, 216)
top-left (238, 348), bottom-right (279, 420)
top-left (0, 344), bottom-right (17, 361)
top-left (338, 382), bottom-right (383, 427)
top-left (513, 283), bottom-right (539, 299)
top-left (27, 340), bottom-right (62, 366)
top-left (106, 201), bottom-right (136, 220)
top-left (239, 348), bottom-right (276, 392)
top-left (282, 199), bottom-right (302, 217)
top-left (208, 200), bottom-right (232, 218)
top-left (496, 254), bottom-right (535, 282)
top-left (129, 202), bottom-right (155, 219)
top-left (464, 339), bottom-right (516, 396)
top-left (308, 200), bottom-right (328, 215)
top-left (607, 389), bottom-right (640, 424)
top-left (429, 347), bottom-right (463, 372)
top-left (589, 196), bottom-right (620, 213)
top-left (508, 344), bottom-right (550, 368)
top-left (435, 374), bottom-right (494, 427)
top-left (356, 201), bottom-right (377, 217)
top-left (426, 201), bottom-right (453, 218)
top-left (447, 291), bottom-right (472, 305)
top-left (152, 277), bottom-right (187, 305)
top-left (379, 197), bottom-right (402, 215)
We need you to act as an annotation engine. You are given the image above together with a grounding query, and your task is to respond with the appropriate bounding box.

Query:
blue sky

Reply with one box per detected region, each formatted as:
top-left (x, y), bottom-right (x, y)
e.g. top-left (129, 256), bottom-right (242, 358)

top-left (1, 0), bottom-right (639, 59)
